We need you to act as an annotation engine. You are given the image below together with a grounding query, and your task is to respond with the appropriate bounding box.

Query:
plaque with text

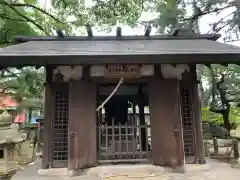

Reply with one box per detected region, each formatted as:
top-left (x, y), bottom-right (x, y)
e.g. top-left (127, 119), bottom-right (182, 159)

top-left (104, 65), bottom-right (141, 78)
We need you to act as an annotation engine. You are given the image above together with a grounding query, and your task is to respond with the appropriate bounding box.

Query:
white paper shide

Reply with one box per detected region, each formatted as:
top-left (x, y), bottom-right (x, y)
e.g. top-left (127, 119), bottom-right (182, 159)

top-left (53, 66), bottom-right (83, 82)
top-left (161, 64), bottom-right (190, 80)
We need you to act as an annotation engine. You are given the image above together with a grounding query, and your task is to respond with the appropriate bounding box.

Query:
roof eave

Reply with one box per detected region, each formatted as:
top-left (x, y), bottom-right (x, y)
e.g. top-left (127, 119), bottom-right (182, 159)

top-left (14, 34), bottom-right (221, 43)
top-left (0, 53), bottom-right (239, 67)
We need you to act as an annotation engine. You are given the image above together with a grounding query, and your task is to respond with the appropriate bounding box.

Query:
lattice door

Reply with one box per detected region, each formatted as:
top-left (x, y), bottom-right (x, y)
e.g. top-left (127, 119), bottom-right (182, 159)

top-left (52, 85), bottom-right (69, 167)
top-left (180, 87), bottom-right (195, 163)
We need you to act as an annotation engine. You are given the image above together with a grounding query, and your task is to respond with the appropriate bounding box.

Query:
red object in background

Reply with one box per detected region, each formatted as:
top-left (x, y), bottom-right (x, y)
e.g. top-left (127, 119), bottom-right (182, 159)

top-left (14, 113), bottom-right (26, 123)
top-left (0, 95), bottom-right (17, 108)
top-left (0, 93), bottom-right (27, 123)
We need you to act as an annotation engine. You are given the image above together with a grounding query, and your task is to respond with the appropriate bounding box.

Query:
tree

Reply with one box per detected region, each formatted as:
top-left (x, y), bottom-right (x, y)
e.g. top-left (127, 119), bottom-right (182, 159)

top-left (0, 0), bottom-right (148, 38)
top-left (0, 0), bottom-right (65, 42)
top-left (0, 67), bottom-right (45, 113)
top-left (206, 64), bottom-right (240, 131)
top-left (1, 0), bottom-right (240, 40)
top-left (145, 0), bottom-right (240, 42)
top-left (146, 0), bottom-right (240, 130)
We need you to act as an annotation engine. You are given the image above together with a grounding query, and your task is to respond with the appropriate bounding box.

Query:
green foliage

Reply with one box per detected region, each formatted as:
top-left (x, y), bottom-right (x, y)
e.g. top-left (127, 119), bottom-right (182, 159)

top-left (90, 0), bottom-right (143, 27)
top-left (0, 3), bottom-right (38, 44)
top-left (0, 67), bottom-right (45, 112)
top-left (202, 106), bottom-right (240, 124)
top-left (198, 64), bottom-right (240, 107)
top-left (154, 0), bottom-right (187, 33)
top-left (199, 64), bottom-right (240, 130)
top-left (230, 106), bottom-right (240, 123)
top-left (147, 0), bottom-right (240, 41)
top-left (24, 0), bottom-right (37, 4)
top-left (0, 0), bottom-right (239, 39)
top-left (202, 106), bottom-right (222, 124)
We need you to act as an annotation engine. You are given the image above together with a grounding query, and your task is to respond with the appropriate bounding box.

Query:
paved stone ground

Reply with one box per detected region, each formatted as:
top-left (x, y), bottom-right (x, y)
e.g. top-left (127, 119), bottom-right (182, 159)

top-left (11, 159), bottom-right (99, 180)
top-left (11, 159), bottom-right (240, 180)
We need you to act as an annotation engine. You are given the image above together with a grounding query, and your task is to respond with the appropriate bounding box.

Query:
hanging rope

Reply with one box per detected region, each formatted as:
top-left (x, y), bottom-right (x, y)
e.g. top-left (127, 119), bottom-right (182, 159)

top-left (96, 77), bottom-right (124, 112)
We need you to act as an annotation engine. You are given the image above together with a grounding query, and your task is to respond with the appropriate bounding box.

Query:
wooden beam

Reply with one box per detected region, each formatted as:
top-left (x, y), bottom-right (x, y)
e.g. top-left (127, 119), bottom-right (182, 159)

top-left (35, 65), bottom-right (43, 69)
top-left (54, 72), bottom-right (64, 83)
top-left (144, 26), bottom-right (151, 37)
top-left (220, 63), bottom-right (228, 67)
top-left (204, 64), bottom-right (211, 68)
top-left (116, 27), bottom-right (122, 37)
top-left (46, 66), bottom-right (53, 83)
top-left (189, 64), bottom-right (198, 83)
top-left (0, 66), bottom-right (8, 70)
top-left (16, 65), bottom-right (24, 69)
top-left (172, 29), bottom-right (180, 36)
top-left (82, 66), bottom-right (91, 81)
top-left (56, 29), bottom-right (64, 38)
top-left (86, 25), bottom-right (93, 37)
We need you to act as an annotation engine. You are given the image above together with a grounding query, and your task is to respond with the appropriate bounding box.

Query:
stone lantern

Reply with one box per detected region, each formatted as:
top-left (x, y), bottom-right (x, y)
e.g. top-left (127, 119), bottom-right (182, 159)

top-left (0, 110), bottom-right (27, 179)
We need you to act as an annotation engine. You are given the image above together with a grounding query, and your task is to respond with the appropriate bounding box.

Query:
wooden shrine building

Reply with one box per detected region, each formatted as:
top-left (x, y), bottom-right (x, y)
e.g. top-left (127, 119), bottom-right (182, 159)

top-left (0, 28), bottom-right (240, 170)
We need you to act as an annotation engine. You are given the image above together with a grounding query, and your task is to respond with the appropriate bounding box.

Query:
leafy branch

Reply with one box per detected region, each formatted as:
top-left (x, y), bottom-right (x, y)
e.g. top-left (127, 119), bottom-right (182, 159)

top-left (139, 2), bottom-right (234, 29)
top-left (0, 0), bottom-right (72, 35)
top-left (2, 2), bottom-right (64, 24)
top-left (0, 14), bottom-right (27, 22)
top-left (182, 4), bottom-right (234, 22)
top-left (1, 1), bottom-right (49, 35)
top-left (207, 12), bottom-right (235, 34)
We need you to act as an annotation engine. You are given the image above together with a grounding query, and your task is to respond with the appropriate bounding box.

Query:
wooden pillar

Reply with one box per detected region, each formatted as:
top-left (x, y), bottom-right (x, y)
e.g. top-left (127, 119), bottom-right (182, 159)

top-left (149, 77), bottom-right (184, 167)
top-left (42, 66), bottom-right (53, 169)
top-left (68, 69), bottom-right (97, 169)
top-left (190, 65), bottom-right (206, 164)
top-left (180, 71), bottom-right (197, 164)
top-left (138, 85), bottom-right (147, 151)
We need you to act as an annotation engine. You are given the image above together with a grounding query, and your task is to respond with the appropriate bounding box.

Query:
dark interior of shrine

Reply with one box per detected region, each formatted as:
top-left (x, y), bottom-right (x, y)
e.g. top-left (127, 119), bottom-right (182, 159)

top-left (97, 83), bottom-right (151, 161)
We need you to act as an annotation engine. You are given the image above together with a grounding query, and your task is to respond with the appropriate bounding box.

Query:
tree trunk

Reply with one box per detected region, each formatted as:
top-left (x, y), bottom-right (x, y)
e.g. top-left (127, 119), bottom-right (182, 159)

top-left (222, 109), bottom-right (231, 133)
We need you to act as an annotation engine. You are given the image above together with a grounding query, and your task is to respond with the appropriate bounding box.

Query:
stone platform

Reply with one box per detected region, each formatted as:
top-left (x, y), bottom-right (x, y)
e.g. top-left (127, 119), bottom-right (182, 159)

top-left (11, 159), bottom-right (240, 180)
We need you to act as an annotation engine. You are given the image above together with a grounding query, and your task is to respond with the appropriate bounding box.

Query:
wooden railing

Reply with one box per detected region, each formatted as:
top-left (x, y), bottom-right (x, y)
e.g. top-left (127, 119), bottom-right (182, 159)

top-left (97, 117), bottom-right (151, 163)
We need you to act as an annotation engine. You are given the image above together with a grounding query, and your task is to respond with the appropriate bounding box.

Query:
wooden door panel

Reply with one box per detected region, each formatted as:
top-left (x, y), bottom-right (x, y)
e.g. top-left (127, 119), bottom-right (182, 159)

top-left (68, 80), bottom-right (97, 169)
top-left (149, 78), bottom-right (184, 167)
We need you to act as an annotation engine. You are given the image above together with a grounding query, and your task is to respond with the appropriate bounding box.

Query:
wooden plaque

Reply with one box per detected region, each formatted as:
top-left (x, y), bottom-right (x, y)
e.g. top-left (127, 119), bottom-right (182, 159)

top-left (104, 64), bottom-right (141, 78)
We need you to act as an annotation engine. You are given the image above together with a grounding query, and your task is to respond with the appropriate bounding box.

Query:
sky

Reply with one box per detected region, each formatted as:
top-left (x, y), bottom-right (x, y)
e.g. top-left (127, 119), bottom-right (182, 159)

top-left (38, 0), bottom-right (240, 46)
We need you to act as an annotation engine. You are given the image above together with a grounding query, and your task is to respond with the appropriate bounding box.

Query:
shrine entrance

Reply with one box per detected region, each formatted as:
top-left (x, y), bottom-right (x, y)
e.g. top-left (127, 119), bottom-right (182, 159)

top-left (97, 84), bottom-right (152, 163)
